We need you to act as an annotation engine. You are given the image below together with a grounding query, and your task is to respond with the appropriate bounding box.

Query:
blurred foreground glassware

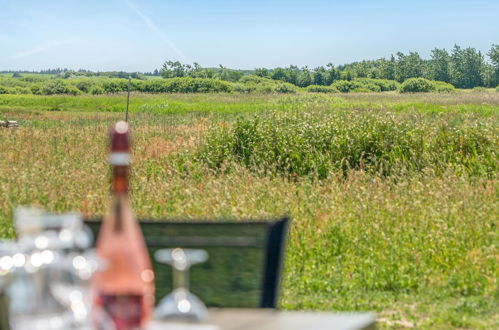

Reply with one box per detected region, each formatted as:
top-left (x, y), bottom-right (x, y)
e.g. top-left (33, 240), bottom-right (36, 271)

top-left (15, 207), bottom-right (92, 252)
top-left (0, 240), bottom-right (18, 329)
top-left (7, 207), bottom-right (97, 329)
top-left (0, 240), bottom-right (18, 288)
top-left (154, 248), bottom-right (208, 322)
top-left (50, 249), bottom-right (114, 330)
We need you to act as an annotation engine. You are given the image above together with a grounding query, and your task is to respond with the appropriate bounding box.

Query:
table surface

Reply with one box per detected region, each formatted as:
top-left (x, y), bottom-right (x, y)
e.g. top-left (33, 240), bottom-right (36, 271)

top-left (149, 309), bottom-right (376, 330)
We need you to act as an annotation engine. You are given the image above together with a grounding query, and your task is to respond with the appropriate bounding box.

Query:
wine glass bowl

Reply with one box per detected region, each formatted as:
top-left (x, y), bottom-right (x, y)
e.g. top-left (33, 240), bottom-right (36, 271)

top-left (49, 249), bottom-right (110, 329)
top-left (154, 248), bottom-right (209, 322)
top-left (7, 207), bottom-right (98, 329)
top-left (15, 208), bottom-right (93, 252)
top-left (0, 240), bottom-right (18, 289)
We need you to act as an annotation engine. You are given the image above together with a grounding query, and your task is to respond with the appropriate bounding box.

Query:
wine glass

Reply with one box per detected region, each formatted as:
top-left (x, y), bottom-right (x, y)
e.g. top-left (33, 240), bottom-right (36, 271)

top-left (0, 240), bottom-right (18, 329)
top-left (8, 207), bottom-right (96, 329)
top-left (15, 208), bottom-right (93, 252)
top-left (0, 240), bottom-right (18, 288)
top-left (154, 248), bottom-right (209, 321)
top-left (49, 249), bottom-right (114, 330)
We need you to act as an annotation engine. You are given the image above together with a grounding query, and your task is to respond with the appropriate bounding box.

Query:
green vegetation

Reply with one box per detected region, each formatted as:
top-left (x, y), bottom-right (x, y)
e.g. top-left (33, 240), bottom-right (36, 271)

top-left (399, 78), bottom-right (457, 93)
top-left (305, 85), bottom-right (338, 93)
top-left (400, 78), bottom-right (437, 93)
top-left (332, 80), bottom-right (379, 93)
top-left (199, 109), bottom-right (496, 178)
top-left (434, 81), bottom-right (456, 92)
top-left (354, 78), bottom-right (400, 91)
top-left (2, 43), bottom-right (499, 95)
top-left (0, 75), bottom-right (458, 96)
top-left (155, 44), bottom-right (499, 89)
top-left (0, 92), bottom-right (498, 328)
top-left (0, 76), bottom-right (235, 95)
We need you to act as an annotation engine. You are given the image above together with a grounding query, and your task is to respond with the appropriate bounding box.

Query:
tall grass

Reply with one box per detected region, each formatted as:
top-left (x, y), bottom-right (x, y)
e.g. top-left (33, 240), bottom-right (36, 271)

top-left (198, 109), bottom-right (497, 178)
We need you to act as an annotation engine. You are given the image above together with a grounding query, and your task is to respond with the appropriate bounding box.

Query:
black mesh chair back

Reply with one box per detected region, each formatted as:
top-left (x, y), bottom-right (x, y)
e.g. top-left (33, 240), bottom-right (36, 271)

top-left (85, 217), bottom-right (289, 309)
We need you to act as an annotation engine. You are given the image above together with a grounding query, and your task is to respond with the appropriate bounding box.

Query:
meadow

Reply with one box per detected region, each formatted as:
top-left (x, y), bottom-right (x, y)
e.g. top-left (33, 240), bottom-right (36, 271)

top-left (0, 92), bottom-right (497, 328)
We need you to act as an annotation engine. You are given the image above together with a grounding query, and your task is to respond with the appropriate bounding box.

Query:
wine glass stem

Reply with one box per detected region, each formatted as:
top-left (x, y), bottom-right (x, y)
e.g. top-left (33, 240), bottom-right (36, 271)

top-left (173, 267), bottom-right (189, 291)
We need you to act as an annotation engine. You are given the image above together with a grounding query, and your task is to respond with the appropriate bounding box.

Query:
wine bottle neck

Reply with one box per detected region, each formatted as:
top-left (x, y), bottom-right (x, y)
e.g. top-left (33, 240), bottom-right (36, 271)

top-left (112, 165), bottom-right (129, 194)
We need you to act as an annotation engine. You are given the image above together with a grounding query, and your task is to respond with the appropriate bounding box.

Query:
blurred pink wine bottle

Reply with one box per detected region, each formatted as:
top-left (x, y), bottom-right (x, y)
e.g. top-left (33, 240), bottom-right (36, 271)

top-left (93, 121), bottom-right (155, 330)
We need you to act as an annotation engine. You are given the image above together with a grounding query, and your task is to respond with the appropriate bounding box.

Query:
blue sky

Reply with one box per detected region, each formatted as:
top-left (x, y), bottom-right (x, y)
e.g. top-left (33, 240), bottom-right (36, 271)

top-left (0, 0), bottom-right (498, 71)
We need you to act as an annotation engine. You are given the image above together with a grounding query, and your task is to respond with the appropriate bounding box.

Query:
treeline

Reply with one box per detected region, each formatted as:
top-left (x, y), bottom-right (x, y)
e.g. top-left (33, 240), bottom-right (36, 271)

top-left (0, 68), bottom-right (70, 75)
top-left (1, 44), bottom-right (498, 95)
top-left (3, 44), bottom-right (498, 89)
top-left (159, 44), bottom-right (499, 89)
top-left (0, 69), bottom-right (158, 79)
top-left (159, 62), bottom-right (252, 82)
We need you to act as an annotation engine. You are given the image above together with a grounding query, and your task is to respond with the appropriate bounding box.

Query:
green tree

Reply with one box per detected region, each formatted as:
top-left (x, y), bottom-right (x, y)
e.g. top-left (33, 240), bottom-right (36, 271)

top-left (429, 48), bottom-right (450, 82)
top-left (270, 67), bottom-right (288, 82)
top-left (450, 45), bottom-right (484, 88)
top-left (488, 44), bottom-right (499, 86)
top-left (254, 68), bottom-right (270, 77)
top-left (217, 65), bottom-right (244, 82)
top-left (341, 70), bottom-right (353, 81)
top-left (353, 61), bottom-right (370, 78)
top-left (297, 68), bottom-right (313, 87)
top-left (284, 65), bottom-right (300, 85)
top-left (324, 63), bottom-right (341, 85)
top-left (312, 66), bottom-right (326, 86)
top-left (395, 52), bottom-right (424, 82)
top-left (379, 56), bottom-right (396, 80)
top-left (160, 61), bottom-right (187, 78)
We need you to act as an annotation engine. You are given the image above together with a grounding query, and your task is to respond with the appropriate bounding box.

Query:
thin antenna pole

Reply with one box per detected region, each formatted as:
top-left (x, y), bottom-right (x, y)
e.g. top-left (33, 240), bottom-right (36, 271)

top-left (125, 76), bottom-right (131, 122)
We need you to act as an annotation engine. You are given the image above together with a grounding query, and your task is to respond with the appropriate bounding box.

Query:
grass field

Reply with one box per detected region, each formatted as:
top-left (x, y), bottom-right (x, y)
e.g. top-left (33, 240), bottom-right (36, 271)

top-left (0, 92), bottom-right (497, 328)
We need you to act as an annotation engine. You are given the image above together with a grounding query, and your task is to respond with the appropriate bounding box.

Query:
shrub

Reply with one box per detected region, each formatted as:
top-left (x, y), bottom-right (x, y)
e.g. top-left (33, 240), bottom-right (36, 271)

top-left (472, 86), bottom-right (488, 92)
top-left (141, 78), bottom-right (233, 93)
top-left (30, 83), bottom-right (42, 95)
top-left (8, 87), bottom-right (32, 94)
top-left (0, 77), bottom-right (32, 89)
top-left (332, 80), bottom-right (365, 92)
top-left (0, 86), bottom-right (7, 94)
top-left (274, 82), bottom-right (297, 93)
top-left (233, 82), bottom-right (283, 93)
top-left (399, 78), bottom-right (436, 93)
top-left (235, 75), bottom-right (298, 93)
top-left (65, 85), bottom-right (82, 96)
top-left (232, 83), bottom-right (258, 93)
top-left (305, 85), bottom-right (338, 93)
top-left (90, 85), bottom-right (105, 95)
top-left (434, 81), bottom-right (456, 93)
top-left (21, 76), bottom-right (47, 83)
top-left (101, 79), bottom-right (129, 93)
top-left (131, 80), bottom-right (146, 92)
top-left (238, 75), bottom-right (273, 84)
top-left (253, 83), bottom-right (275, 93)
top-left (354, 78), bottom-right (399, 91)
top-left (30, 80), bottom-right (81, 95)
top-left (71, 79), bottom-right (96, 93)
top-left (350, 87), bottom-right (373, 93)
top-left (331, 80), bottom-right (381, 93)
top-left (496, 85), bottom-right (499, 92)
top-left (258, 84), bottom-right (276, 93)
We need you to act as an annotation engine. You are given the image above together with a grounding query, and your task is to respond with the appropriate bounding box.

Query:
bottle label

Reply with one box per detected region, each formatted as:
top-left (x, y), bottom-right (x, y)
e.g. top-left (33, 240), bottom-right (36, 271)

top-left (100, 294), bottom-right (143, 330)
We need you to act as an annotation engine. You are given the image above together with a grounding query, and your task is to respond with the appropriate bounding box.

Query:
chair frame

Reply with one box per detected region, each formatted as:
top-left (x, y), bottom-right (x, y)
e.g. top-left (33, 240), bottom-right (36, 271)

top-left (85, 217), bottom-right (289, 309)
